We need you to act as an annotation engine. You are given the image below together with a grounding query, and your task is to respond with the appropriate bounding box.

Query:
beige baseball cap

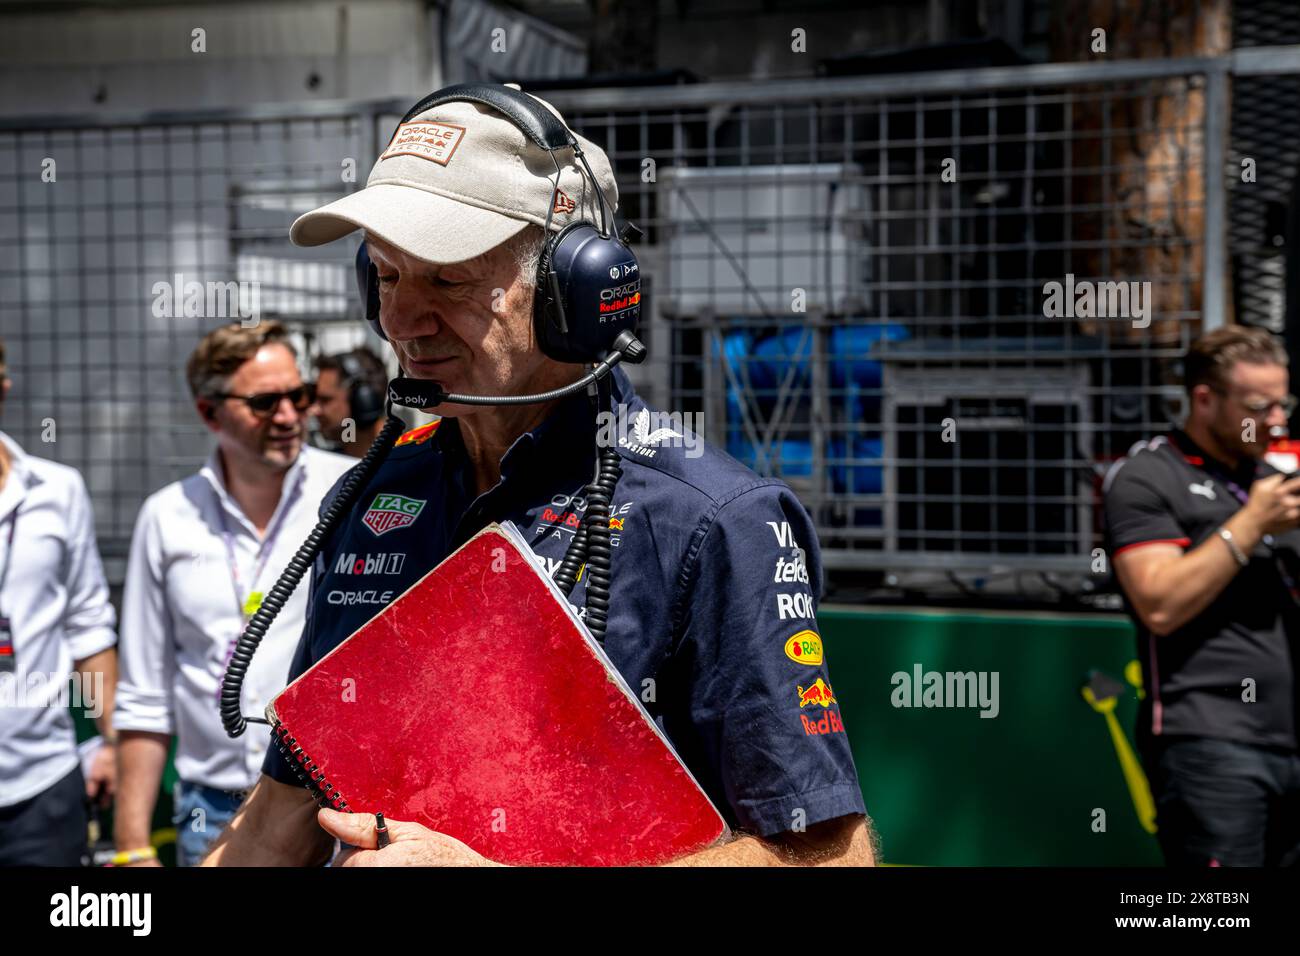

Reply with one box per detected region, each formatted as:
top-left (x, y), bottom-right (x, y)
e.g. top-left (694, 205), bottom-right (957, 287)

top-left (290, 90), bottom-right (618, 264)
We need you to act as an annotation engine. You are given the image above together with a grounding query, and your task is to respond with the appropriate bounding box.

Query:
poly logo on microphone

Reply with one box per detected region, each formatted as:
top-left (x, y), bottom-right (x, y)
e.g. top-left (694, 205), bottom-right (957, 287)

top-left (362, 494), bottom-right (427, 536)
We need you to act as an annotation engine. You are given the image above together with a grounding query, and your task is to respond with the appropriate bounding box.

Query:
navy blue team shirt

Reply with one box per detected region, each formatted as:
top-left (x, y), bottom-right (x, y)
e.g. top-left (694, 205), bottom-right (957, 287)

top-left (263, 367), bottom-right (866, 838)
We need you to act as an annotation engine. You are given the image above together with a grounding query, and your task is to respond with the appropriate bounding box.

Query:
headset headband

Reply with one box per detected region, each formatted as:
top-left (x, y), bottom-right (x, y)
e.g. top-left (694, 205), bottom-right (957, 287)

top-left (391, 83), bottom-right (577, 153)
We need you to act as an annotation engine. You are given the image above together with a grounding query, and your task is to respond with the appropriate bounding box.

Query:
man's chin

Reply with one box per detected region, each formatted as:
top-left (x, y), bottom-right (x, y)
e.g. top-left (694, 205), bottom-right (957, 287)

top-left (261, 440), bottom-right (301, 468)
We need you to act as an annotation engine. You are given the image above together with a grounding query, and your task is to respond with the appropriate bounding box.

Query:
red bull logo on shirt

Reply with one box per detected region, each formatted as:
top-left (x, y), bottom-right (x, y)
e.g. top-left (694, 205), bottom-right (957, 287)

top-left (362, 494), bottom-right (426, 537)
top-left (797, 678), bottom-right (836, 708)
top-left (801, 709), bottom-right (845, 736)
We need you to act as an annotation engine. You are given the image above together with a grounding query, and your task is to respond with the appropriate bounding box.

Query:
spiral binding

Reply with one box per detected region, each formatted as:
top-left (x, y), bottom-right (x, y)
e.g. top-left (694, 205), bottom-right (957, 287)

top-left (270, 722), bottom-right (350, 813)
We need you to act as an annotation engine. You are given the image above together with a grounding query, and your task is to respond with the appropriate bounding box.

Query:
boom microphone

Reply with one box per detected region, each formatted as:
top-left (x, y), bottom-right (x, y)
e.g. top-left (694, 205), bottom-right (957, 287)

top-left (387, 330), bottom-right (646, 411)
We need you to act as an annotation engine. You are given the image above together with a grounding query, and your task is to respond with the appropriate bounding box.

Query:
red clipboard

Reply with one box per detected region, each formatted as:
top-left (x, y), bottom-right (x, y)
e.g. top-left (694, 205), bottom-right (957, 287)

top-left (267, 521), bottom-right (728, 865)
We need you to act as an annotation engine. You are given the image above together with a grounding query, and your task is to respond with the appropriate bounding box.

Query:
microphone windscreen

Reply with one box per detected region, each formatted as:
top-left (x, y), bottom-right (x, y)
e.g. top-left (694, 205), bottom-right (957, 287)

top-left (387, 377), bottom-right (446, 411)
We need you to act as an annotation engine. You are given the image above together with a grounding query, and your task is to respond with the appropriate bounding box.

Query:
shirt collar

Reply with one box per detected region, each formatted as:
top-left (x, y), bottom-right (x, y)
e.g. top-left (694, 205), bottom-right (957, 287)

top-left (199, 444), bottom-right (309, 534)
top-left (0, 430), bottom-right (35, 490)
top-left (1170, 428), bottom-right (1259, 483)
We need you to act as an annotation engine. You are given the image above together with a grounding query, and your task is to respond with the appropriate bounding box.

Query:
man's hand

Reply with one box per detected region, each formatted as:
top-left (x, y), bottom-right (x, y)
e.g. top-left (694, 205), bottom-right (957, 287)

top-left (1242, 472), bottom-right (1300, 537)
top-left (85, 741), bottom-right (116, 807)
top-left (317, 809), bottom-right (503, 867)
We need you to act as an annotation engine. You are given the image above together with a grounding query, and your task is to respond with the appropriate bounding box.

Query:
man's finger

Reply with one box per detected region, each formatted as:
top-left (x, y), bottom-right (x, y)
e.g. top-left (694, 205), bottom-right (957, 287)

top-left (317, 808), bottom-right (379, 848)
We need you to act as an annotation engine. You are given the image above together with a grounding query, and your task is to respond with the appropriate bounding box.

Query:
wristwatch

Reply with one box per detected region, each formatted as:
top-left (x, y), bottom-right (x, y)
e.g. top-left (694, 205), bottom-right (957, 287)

top-left (1219, 527), bottom-right (1250, 567)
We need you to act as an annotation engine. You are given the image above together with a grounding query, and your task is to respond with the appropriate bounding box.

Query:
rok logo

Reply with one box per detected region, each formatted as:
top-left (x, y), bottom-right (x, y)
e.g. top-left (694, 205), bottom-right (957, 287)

top-left (776, 590), bottom-right (815, 620)
top-left (362, 494), bottom-right (426, 536)
top-left (334, 552), bottom-right (407, 576)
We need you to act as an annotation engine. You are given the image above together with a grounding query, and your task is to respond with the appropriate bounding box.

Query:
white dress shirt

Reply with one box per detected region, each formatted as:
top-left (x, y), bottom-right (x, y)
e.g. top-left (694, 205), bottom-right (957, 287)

top-left (114, 444), bottom-right (353, 791)
top-left (0, 431), bottom-right (118, 807)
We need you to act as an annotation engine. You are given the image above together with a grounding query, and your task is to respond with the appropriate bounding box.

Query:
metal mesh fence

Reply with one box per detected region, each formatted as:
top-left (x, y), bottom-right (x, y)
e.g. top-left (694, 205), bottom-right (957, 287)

top-left (1, 54), bottom-right (1293, 588)
top-left (548, 62), bottom-right (1222, 578)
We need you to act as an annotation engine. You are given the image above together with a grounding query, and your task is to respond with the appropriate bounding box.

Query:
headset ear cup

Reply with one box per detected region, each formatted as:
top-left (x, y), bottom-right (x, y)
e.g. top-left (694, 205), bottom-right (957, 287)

top-left (339, 352), bottom-right (384, 427)
top-left (355, 243), bottom-right (386, 341)
top-left (537, 221), bottom-right (641, 364)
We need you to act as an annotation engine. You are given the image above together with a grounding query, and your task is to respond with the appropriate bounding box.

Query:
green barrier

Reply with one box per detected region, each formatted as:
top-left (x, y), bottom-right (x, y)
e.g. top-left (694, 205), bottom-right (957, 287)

top-left (819, 605), bottom-right (1162, 866)
top-left (70, 605), bottom-right (1158, 867)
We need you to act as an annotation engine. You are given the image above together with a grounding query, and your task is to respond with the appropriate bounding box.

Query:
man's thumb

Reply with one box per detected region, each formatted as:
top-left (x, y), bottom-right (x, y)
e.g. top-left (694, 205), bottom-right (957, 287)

top-left (317, 808), bottom-right (379, 847)
top-left (317, 809), bottom-right (421, 847)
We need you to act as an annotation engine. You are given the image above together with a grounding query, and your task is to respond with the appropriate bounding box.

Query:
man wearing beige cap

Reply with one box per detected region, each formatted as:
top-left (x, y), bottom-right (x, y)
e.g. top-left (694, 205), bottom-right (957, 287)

top-left (204, 84), bottom-right (875, 867)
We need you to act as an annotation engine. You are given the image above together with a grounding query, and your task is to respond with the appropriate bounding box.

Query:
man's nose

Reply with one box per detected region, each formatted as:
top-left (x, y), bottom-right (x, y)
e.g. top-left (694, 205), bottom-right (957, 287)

top-left (271, 395), bottom-right (301, 425)
top-left (1266, 404), bottom-right (1289, 431)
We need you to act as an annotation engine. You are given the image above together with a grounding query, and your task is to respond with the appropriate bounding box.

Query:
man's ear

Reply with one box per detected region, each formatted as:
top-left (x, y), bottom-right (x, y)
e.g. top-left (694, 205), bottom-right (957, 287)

top-left (196, 398), bottom-right (220, 431)
top-left (1189, 383), bottom-right (1215, 417)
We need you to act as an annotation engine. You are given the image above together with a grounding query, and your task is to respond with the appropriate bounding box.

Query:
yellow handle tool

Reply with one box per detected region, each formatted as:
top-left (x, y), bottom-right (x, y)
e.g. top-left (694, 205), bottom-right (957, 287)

top-left (1081, 685), bottom-right (1157, 834)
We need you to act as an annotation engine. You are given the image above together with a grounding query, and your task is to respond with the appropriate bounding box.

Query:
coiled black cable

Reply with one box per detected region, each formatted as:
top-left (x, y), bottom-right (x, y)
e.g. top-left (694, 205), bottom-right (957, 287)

top-left (579, 447), bottom-right (621, 638)
top-left (551, 375), bottom-right (622, 641)
top-left (551, 520), bottom-right (589, 598)
top-left (220, 412), bottom-right (405, 739)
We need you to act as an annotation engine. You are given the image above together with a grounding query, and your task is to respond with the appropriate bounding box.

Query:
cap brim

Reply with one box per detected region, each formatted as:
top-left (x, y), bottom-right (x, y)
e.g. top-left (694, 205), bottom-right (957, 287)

top-left (290, 184), bottom-right (529, 264)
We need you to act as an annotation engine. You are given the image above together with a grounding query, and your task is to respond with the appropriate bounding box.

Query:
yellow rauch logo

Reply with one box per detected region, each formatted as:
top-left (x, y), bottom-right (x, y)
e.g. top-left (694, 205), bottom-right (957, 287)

top-left (784, 630), bottom-right (823, 665)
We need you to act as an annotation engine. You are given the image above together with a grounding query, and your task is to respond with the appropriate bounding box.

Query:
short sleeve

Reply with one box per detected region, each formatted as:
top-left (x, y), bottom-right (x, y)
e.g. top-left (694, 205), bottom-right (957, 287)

top-left (114, 497), bottom-right (176, 734)
top-left (60, 472), bottom-right (118, 662)
top-left (1103, 458), bottom-right (1191, 555)
top-left (672, 483), bottom-right (866, 838)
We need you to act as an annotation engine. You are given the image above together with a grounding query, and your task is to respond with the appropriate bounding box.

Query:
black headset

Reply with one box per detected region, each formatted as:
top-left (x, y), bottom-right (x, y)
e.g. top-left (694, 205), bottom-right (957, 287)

top-left (354, 82), bottom-right (642, 365)
top-left (336, 350), bottom-right (385, 428)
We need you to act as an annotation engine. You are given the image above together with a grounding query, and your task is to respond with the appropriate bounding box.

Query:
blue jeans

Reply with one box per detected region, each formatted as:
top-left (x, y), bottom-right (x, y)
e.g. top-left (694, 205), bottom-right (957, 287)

top-left (172, 781), bottom-right (246, 867)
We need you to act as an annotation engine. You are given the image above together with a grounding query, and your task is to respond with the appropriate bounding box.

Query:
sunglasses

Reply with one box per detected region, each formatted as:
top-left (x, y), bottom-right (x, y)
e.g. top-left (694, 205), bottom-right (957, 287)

top-left (211, 383), bottom-right (316, 417)
top-left (1210, 386), bottom-right (1298, 416)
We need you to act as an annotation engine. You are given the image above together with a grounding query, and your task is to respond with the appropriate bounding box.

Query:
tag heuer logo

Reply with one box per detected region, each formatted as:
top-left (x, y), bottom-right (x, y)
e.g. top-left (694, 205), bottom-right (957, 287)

top-left (362, 494), bottom-right (426, 536)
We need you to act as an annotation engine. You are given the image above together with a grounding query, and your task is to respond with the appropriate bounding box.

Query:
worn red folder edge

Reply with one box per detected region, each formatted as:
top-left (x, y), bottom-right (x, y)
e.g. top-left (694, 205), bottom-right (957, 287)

top-left (267, 521), bottom-right (729, 866)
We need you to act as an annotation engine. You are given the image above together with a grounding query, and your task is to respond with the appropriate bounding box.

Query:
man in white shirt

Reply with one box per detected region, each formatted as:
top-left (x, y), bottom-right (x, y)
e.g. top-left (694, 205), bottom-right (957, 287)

top-left (0, 338), bottom-right (120, 866)
top-left (113, 321), bottom-right (353, 866)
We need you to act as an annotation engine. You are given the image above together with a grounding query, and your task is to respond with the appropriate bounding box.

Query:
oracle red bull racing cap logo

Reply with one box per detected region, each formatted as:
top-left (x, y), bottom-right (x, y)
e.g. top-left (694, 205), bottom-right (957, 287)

top-left (362, 493), bottom-right (426, 536)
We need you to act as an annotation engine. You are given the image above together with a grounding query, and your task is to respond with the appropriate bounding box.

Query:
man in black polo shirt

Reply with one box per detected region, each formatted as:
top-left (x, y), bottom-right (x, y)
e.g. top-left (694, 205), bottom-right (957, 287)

top-left (1104, 325), bottom-right (1300, 866)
